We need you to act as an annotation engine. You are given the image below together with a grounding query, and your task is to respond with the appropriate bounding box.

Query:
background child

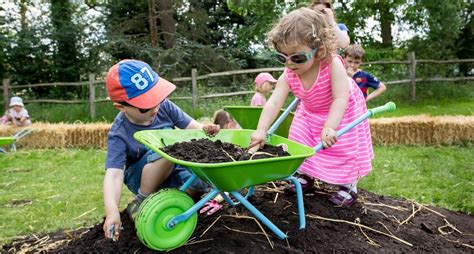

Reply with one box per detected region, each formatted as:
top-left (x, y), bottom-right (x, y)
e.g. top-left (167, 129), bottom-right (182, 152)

top-left (213, 109), bottom-right (240, 129)
top-left (310, 0), bottom-right (350, 49)
top-left (250, 72), bottom-right (277, 106)
top-left (249, 7), bottom-right (373, 208)
top-left (345, 44), bottom-right (387, 102)
top-left (0, 97), bottom-right (31, 127)
top-left (102, 59), bottom-right (219, 241)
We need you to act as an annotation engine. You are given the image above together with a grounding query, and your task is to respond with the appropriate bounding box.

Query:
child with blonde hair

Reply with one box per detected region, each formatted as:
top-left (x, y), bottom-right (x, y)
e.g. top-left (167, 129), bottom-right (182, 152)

top-left (249, 7), bottom-right (373, 207)
top-left (250, 72), bottom-right (277, 106)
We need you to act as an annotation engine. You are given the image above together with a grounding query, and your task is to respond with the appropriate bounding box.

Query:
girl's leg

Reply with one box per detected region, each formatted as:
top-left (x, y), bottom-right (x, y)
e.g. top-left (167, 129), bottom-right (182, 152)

top-left (328, 182), bottom-right (358, 207)
top-left (0, 115), bottom-right (8, 124)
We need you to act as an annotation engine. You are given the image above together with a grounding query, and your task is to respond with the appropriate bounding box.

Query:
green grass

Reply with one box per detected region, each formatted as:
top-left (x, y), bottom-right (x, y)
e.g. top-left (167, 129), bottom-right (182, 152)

top-left (0, 145), bottom-right (472, 246)
top-left (359, 145), bottom-right (474, 213)
top-left (0, 149), bottom-right (133, 246)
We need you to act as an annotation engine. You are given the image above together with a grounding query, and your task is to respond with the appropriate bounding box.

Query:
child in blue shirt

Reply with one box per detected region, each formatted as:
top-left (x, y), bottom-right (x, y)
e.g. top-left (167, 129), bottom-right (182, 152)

top-left (102, 59), bottom-right (219, 241)
top-left (345, 44), bottom-right (387, 101)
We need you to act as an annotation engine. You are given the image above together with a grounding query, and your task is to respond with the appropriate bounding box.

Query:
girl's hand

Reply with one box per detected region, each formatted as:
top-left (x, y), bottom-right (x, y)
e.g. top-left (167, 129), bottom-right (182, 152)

top-left (103, 211), bottom-right (121, 241)
top-left (249, 129), bottom-right (266, 150)
top-left (202, 124), bottom-right (220, 137)
top-left (321, 127), bottom-right (337, 148)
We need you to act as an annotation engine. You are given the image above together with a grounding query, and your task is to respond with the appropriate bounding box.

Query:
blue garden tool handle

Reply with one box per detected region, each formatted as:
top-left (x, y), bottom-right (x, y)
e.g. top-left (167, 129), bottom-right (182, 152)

top-left (267, 98), bottom-right (300, 136)
top-left (313, 102), bottom-right (396, 152)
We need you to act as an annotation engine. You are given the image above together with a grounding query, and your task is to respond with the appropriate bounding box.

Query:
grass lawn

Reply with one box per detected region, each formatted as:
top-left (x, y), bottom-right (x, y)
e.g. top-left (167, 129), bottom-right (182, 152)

top-left (0, 145), bottom-right (473, 246)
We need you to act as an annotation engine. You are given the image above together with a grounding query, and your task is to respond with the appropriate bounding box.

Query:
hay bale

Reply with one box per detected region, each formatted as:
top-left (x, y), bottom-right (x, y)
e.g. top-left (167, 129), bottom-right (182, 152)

top-left (432, 116), bottom-right (474, 145)
top-left (1, 116), bottom-right (473, 150)
top-left (370, 115), bottom-right (474, 145)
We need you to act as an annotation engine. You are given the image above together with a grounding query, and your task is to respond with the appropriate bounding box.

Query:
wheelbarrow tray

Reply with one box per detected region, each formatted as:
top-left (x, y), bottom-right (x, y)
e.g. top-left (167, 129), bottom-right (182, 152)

top-left (0, 137), bottom-right (16, 146)
top-left (223, 106), bottom-right (294, 138)
top-left (134, 129), bottom-right (314, 192)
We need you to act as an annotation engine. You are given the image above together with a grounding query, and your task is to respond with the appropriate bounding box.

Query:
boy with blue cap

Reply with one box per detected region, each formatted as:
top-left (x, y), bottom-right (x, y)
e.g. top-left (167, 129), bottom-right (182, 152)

top-left (102, 59), bottom-right (219, 241)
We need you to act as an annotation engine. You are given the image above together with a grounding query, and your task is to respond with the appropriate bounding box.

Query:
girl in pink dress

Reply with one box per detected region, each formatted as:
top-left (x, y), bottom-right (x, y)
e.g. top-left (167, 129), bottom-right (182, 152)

top-left (250, 7), bottom-right (373, 207)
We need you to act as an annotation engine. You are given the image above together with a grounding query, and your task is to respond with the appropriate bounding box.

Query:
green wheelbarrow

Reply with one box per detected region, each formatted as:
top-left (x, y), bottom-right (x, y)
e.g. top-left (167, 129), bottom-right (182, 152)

top-left (0, 128), bottom-right (33, 154)
top-left (133, 101), bottom-right (396, 251)
top-left (223, 98), bottom-right (299, 138)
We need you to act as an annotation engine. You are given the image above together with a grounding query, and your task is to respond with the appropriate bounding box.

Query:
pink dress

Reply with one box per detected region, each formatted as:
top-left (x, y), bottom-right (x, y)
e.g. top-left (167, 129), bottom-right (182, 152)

top-left (250, 92), bottom-right (266, 106)
top-left (286, 56), bottom-right (373, 184)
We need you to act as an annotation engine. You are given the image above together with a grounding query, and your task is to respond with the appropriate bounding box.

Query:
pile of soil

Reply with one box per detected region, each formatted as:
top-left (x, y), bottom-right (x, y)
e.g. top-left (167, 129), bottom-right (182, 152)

top-left (2, 139), bottom-right (473, 253)
top-left (161, 138), bottom-right (290, 162)
top-left (3, 182), bottom-right (473, 253)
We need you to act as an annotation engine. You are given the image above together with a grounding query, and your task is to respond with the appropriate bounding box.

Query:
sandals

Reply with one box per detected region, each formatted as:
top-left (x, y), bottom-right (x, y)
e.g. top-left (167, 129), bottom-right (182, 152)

top-left (328, 186), bottom-right (358, 208)
top-left (286, 174), bottom-right (314, 194)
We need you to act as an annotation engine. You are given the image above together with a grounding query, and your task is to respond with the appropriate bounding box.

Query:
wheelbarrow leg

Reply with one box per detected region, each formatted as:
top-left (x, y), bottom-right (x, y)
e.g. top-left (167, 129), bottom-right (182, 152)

top-left (221, 187), bottom-right (254, 206)
top-left (230, 191), bottom-right (287, 239)
top-left (179, 173), bottom-right (198, 192)
top-left (286, 176), bottom-right (306, 229)
top-left (167, 188), bottom-right (220, 229)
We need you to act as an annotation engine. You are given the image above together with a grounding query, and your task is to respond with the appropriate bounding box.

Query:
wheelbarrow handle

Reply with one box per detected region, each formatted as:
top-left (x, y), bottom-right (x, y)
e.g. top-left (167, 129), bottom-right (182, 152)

top-left (314, 101), bottom-right (396, 152)
top-left (267, 98), bottom-right (300, 136)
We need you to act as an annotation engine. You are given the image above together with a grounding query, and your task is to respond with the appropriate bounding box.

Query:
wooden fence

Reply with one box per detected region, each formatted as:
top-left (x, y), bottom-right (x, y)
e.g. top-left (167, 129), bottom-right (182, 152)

top-left (1, 52), bottom-right (473, 119)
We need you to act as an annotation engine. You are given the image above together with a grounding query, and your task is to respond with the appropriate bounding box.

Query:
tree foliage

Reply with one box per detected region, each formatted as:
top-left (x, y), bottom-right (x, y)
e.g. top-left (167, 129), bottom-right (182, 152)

top-left (0, 0), bottom-right (471, 101)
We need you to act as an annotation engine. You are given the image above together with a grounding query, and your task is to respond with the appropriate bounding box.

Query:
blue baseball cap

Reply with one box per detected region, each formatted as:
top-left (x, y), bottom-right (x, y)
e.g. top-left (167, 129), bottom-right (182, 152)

top-left (106, 59), bottom-right (176, 109)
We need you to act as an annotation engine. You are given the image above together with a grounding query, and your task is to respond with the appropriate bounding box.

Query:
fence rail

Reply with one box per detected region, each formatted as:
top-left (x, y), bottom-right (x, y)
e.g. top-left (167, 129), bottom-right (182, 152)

top-left (1, 53), bottom-right (473, 119)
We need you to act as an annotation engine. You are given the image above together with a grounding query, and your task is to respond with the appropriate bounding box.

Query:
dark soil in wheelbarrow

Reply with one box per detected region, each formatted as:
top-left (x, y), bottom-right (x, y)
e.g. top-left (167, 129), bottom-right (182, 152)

top-left (161, 138), bottom-right (290, 162)
top-left (3, 183), bottom-right (473, 253)
top-left (2, 139), bottom-right (473, 253)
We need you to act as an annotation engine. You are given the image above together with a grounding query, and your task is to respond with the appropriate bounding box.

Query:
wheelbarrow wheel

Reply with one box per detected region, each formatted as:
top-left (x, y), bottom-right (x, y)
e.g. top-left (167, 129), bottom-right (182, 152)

top-left (135, 188), bottom-right (197, 251)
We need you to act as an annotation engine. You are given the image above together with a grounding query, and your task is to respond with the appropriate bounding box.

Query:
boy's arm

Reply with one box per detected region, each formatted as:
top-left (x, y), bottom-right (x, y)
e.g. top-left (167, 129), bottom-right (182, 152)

top-left (366, 82), bottom-right (386, 102)
top-left (103, 168), bottom-right (124, 240)
top-left (185, 119), bottom-right (204, 129)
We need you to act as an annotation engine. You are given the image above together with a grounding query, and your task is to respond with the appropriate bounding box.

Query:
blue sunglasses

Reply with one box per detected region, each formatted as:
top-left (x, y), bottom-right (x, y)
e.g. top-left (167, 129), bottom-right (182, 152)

top-left (273, 48), bottom-right (318, 64)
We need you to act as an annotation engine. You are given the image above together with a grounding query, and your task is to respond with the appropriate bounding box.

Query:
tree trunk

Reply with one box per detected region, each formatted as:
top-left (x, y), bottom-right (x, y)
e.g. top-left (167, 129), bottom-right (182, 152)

top-left (156, 0), bottom-right (176, 49)
top-left (379, 0), bottom-right (393, 47)
top-left (148, 0), bottom-right (158, 48)
top-left (19, 0), bottom-right (28, 30)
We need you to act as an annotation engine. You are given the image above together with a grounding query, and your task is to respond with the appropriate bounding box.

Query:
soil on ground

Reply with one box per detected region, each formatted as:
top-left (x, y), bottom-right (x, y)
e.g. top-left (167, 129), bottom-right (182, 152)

top-left (3, 182), bottom-right (474, 253)
top-left (2, 139), bottom-right (473, 253)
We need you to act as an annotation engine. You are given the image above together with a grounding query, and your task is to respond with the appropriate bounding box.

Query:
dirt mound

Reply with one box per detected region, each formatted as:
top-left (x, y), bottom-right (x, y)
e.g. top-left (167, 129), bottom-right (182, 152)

top-left (2, 182), bottom-right (473, 253)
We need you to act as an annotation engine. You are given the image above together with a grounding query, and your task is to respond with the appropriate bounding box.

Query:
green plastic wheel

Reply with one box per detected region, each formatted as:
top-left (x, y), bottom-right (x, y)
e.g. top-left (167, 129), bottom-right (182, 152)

top-left (135, 188), bottom-right (197, 251)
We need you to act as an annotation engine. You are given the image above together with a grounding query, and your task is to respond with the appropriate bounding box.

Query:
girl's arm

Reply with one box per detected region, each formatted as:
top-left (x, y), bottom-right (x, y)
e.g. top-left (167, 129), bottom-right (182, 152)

top-left (322, 57), bottom-right (350, 147)
top-left (250, 75), bottom-right (290, 148)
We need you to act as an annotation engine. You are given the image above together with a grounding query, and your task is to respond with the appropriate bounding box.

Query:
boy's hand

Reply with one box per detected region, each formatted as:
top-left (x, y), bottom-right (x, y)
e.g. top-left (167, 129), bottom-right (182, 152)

top-left (321, 127), bottom-right (337, 148)
top-left (103, 211), bottom-right (121, 241)
top-left (346, 67), bottom-right (356, 77)
top-left (202, 124), bottom-right (220, 137)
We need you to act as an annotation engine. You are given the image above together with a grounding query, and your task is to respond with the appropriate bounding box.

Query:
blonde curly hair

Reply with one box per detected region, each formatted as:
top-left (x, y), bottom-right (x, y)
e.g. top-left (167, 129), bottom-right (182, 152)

top-left (267, 7), bottom-right (337, 62)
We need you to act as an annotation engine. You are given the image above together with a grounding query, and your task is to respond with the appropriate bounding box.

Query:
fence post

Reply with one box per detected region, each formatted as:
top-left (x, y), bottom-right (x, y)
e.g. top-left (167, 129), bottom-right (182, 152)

top-left (191, 68), bottom-right (198, 109)
top-left (88, 74), bottom-right (96, 119)
top-left (3, 78), bottom-right (9, 111)
top-left (408, 51), bottom-right (416, 102)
